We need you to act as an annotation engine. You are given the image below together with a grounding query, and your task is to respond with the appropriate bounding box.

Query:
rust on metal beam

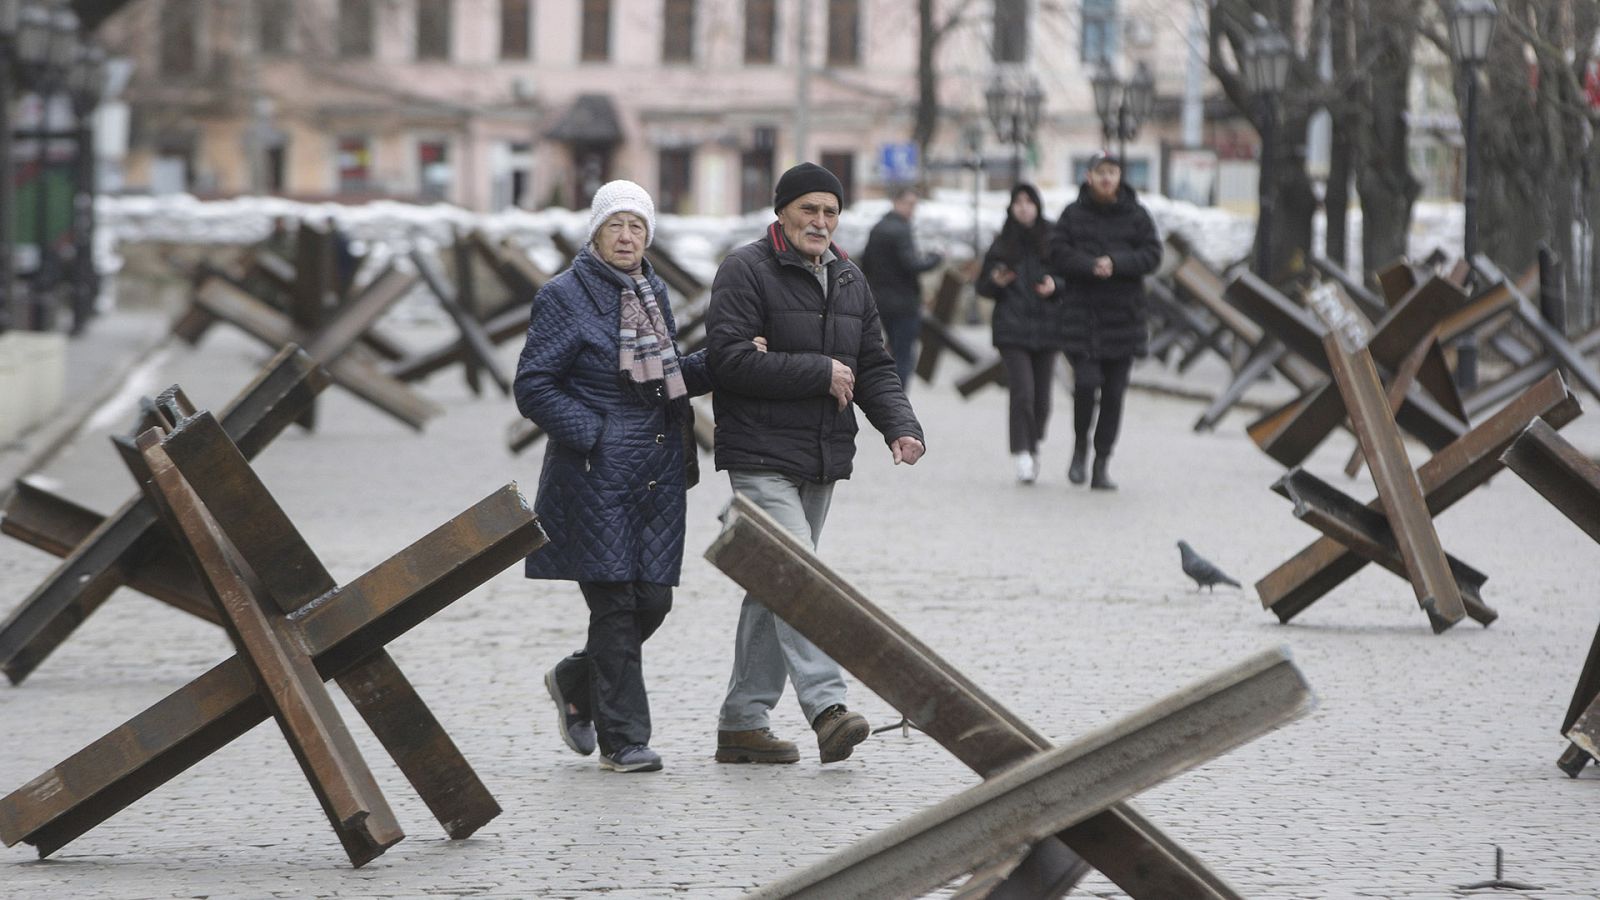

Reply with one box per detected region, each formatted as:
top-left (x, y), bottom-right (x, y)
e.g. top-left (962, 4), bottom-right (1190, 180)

top-left (0, 485), bottom-right (544, 859)
top-left (706, 493), bottom-right (1244, 900)
top-left (1256, 372), bottom-right (1579, 623)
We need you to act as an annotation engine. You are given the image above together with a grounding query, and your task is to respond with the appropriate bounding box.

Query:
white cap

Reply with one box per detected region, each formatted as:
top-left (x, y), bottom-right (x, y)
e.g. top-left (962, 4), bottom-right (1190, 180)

top-left (586, 180), bottom-right (656, 249)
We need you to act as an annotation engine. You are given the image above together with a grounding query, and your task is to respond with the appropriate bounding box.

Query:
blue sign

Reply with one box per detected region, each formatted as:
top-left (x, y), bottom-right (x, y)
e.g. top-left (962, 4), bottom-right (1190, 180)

top-left (880, 143), bottom-right (919, 183)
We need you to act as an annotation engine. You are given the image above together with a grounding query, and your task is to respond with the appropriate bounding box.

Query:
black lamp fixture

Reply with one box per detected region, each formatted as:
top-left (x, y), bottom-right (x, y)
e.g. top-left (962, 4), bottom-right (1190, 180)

top-left (1448, 0), bottom-right (1498, 390)
top-left (984, 73), bottom-right (1045, 185)
top-left (1089, 59), bottom-right (1155, 170)
top-left (1241, 16), bottom-right (1291, 279)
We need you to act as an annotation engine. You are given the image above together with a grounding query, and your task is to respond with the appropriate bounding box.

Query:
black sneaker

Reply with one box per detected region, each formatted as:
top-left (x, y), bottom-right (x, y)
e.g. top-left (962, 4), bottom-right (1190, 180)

top-left (544, 666), bottom-right (596, 756)
top-left (600, 744), bottom-right (663, 773)
top-left (812, 705), bottom-right (870, 764)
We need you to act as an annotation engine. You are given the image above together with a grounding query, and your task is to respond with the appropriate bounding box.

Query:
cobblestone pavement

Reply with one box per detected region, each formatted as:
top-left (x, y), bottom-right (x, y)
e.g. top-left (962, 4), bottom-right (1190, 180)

top-left (2, 320), bottom-right (1598, 899)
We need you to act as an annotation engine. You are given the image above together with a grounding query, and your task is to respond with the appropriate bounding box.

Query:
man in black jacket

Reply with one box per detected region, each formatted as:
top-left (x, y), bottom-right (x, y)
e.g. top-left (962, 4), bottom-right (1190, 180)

top-left (859, 187), bottom-right (943, 389)
top-left (706, 162), bottom-right (926, 766)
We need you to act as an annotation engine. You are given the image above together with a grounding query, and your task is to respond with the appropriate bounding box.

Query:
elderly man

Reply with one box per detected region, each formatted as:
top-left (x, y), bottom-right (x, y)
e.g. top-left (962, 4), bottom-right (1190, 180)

top-left (705, 162), bottom-right (927, 765)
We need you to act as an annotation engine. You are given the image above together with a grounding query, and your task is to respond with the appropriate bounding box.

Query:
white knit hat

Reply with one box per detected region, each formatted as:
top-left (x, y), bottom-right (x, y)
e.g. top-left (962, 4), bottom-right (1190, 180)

top-left (586, 180), bottom-right (656, 248)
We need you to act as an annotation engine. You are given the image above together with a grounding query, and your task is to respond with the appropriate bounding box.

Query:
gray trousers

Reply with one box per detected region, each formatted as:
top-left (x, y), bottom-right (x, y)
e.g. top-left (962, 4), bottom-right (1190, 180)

top-left (718, 470), bottom-right (848, 731)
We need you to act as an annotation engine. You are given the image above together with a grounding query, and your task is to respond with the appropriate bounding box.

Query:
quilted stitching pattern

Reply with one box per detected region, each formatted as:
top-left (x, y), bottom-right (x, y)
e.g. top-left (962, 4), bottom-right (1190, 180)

top-left (514, 249), bottom-right (710, 585)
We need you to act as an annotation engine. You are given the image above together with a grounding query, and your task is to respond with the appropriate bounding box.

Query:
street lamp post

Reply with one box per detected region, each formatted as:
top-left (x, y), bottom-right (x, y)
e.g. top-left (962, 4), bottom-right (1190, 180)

top-left (1241, 20), bottom-right (1291, 280)
top-left (1091, 60), bottom-right (1154, 165)
top-left (1449, 0), bottom-right (1498, 391)
top-left (67, 44), bottom-right (102, 333)
top-left (984, 75), bottom-right (1044, 186)
top-left (0, 0), bottom-right (22, 333)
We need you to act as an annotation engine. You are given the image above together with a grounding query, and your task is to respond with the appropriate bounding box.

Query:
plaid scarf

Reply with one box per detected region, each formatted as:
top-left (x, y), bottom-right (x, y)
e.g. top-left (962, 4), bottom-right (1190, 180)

top-left (618, 274), bottom-right (688, 404)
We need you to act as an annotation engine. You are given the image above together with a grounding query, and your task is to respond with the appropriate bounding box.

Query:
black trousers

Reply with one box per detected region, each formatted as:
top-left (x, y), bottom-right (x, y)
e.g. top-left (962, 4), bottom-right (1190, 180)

top-left (998, 346), bottom-right (1057, 454)
top-left (552, 580), bottom-right (673, 756)
top-left (1069, 355), bottom-right (1133, 458)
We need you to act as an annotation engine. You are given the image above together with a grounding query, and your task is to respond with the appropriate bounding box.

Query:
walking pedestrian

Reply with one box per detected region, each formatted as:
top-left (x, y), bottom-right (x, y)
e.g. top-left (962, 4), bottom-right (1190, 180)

top-left (514, 180), bottom-right (713, 773)
top-left (706, 162), bottom-right (927, 765)
top-left (859, 186), bottom-right (943, 390)
top-left (974, 183), bottom-right (1062, 484)
top-left (1049, 153), bottom-right (1161, 490)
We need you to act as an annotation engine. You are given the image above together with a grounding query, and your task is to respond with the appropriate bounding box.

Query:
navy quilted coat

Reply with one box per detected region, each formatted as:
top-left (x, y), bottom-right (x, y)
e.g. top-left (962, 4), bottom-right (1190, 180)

top-left (514, 248), bottom-right (711, 585)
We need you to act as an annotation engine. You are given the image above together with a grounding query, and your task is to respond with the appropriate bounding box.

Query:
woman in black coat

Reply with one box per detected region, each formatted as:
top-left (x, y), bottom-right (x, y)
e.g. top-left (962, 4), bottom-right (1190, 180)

top-left (1049, 154), bottom-right (1161, 490)
top-left (975, 183), bottom-right (1062, 484)
top-left (514, 180), bottom-right (711, 773)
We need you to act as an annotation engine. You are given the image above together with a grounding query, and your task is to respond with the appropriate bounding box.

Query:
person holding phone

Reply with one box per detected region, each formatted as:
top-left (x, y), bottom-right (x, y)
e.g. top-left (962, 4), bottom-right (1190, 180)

top-left (975, 183), bottom-right (1064, 484)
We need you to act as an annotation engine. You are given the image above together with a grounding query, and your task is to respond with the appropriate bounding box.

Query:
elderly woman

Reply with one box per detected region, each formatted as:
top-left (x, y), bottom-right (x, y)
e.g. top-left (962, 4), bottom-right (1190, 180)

top-left (514, 180), bottom-right (712, 773)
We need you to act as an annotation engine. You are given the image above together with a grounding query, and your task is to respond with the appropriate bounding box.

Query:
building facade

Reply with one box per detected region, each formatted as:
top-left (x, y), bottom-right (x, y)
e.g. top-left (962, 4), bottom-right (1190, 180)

top-left (97, 0), bottom-right (1247, 213)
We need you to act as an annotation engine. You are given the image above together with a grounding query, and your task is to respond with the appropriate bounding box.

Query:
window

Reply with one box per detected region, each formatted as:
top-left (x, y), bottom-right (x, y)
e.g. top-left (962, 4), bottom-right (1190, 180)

top-left (159, 0), bottom-right (199, 76)
top-left (662, 0), bottom-right (695, 63)
top-left (501, 0), bottom-right (532, 60)
top-left (259, 0), bottom-right (293, 55)
top-left (744, 0), bottom-right (776, 64)
top-left (338, 0), bottom-right (374, 59)
top-left (581, 0), bottom-right (611, 62)
top-left (1081, 0), bottom-right (1116, 64)
top-left (819, 152), bottom-right (854, 208)
top-left (658, 148), bottom-right (693, 214)
top-left (418, 140), bottom-right (452, 202)
top-left (826, 0), bottom-right (859, 66)
top-left (337, 136), bottom-right (373, 194)
top-left (739, 147), bottom-right (774, 213)
top-left (993, 0), bottom-right (1026, 63)
top-left (417, 0), bottom-right (452, 60)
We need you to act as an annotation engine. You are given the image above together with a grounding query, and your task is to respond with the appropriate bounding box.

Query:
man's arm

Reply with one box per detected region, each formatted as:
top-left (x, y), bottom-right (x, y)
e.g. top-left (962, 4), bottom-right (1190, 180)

top-left (706, 255), bottom-right (832, 399)
top-left (513, 285), bottom-right (604, 453)
top-left (1108, 207), bottom-right (1162, 279)
top-left (891, 217), bottom-right (941, 275)
top-left (852, 288), bottom-right (927, 449)
top-left (1049, 215), bottom-right (1100, 281)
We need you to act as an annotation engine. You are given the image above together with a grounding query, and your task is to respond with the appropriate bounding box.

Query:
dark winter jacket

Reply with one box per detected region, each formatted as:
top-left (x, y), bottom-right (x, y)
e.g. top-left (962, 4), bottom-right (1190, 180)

top-left (1049, 182), bottom-right (1162, 360)
top-left (858, 210), bottom-right (942, 319)
top-left (976, 189), bottom-right (1065, 351)
top-left (514, 248), bottom-right (712, 585)
top-left (706, 222), bottom-right (924, 483)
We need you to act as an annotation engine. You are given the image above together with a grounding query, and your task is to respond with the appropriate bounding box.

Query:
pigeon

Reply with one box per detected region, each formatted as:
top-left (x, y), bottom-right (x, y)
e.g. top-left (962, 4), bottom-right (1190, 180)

top-left (1177, 540), bottom-right (1241, 592)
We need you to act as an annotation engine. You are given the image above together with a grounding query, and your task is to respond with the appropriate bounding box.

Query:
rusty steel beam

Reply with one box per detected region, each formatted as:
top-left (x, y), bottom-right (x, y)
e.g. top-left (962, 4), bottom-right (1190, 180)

top-left (915, 270), bottom-right (971, 382)
top-left (0, 484), bottom-right (544, 860)
top-left (753, 649), bottom-right (1314, 900)
top-left (1496, 419), bottom-right (1600, 769)
top-left (409, 250), bottom-right (513, 396)
top-left (302, 265), bottom-right (417, 365)
top-left (136, 431), bottom-right (406, 867)
top-left (194, 278), bottom-right (441, 430)
top-left (154, 409), bottom-right (504, 842)
top-left (706, 493), bottom-right (1245, 900)
top-left (1224, 273), bottom-right (1331, 372)
top-left (1274, 468), bottom-right (1496, 626)
top-left (1476, 255), bottom-right (1600, 402)
top-left (1195, 340), bottom-right (1298, 433)
top-left (0, 347), bottom-right (329, 683)
top-left (390, 304), bottom-right (528, 385)
top-left (1315, 324), bottom-right (1465, 631)
top-left (956, 356), bottom-right (1008, 398)
top-left (1256, 371), bottom-right (1580, 624)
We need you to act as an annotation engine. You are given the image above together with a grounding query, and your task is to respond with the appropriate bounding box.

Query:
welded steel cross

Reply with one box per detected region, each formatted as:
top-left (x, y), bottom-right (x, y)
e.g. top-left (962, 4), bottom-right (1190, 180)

top-left (1498, 418), bottom-right (1600, 777)
top-left (0, 396), bottom-right (546, 866)
top-left (707, 493), bottom-right (1258, 899)
top-left (0, 346), bottom-right (328, 684)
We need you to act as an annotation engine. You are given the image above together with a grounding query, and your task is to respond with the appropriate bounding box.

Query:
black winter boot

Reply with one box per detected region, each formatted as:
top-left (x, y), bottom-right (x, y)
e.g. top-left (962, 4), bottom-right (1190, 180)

top-left (1091, 456), bottom-right (1117, 491)
top-left (1068, 445), bottom-right (1089, 485)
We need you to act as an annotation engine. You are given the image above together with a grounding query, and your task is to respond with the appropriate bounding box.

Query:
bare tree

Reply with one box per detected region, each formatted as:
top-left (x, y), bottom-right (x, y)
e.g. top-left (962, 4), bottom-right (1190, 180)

top-left (913, 0), bottom-right (980, 165)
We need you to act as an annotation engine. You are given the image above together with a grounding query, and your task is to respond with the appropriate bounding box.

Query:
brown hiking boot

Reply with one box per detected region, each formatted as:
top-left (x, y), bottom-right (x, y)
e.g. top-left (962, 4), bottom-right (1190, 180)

top-left (716, 727), bottom-right (800, 764)
top-left (812, 705), bottom-right (870, 764)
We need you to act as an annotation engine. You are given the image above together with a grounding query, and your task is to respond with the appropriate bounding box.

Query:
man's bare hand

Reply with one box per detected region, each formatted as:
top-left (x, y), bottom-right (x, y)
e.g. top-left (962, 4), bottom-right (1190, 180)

top-left (1093, 256), bottom-right (1114, 279)
top-left (1035, 275), bottom-right (1056, 296)
top-left (829, 359), bottom-right (855, 410)
top-left (890, 435), bottom-right (925, 465)
top-left (990, 264), bottom-right (1018, 287)
top-left (752, 336), bottom-right (768, 352)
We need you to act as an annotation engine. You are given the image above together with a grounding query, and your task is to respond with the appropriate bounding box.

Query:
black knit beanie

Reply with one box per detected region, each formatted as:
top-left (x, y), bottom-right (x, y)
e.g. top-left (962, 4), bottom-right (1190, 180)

top-left (773, 162), bottom-right (845, 213)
